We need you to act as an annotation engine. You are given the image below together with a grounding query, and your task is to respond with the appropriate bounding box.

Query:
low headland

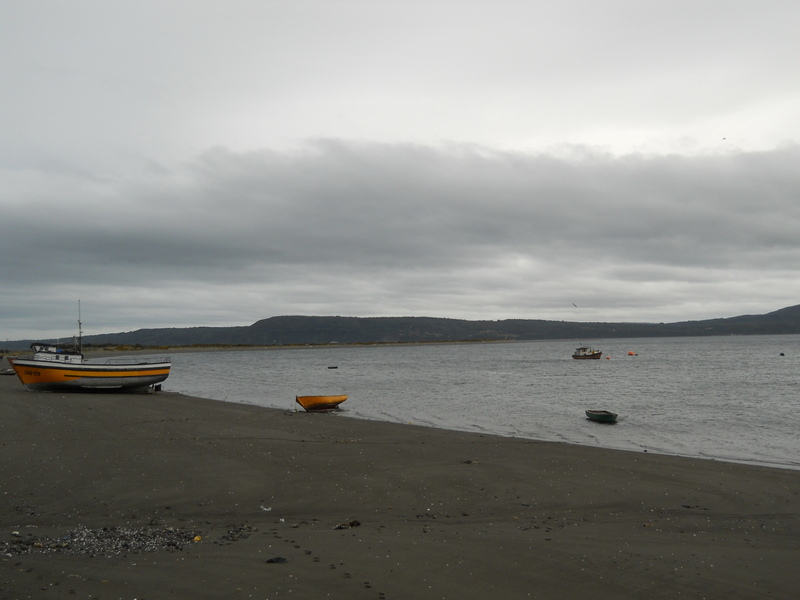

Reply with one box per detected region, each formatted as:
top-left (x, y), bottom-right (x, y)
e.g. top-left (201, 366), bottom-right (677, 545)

top-left (5, 303), bottom-right (800, 351)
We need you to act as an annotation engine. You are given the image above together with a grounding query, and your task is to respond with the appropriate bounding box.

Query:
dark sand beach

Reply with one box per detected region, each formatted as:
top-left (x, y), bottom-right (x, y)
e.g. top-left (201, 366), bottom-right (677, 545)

top-left (1, 369), bottom-right (798, 599)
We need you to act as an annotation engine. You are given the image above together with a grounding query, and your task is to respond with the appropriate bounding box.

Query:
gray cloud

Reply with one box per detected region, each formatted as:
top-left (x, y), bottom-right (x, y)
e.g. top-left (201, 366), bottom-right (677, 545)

top-left (3, 140), bottom-right (799, 338)
top-left (2, 2), bottom-right (800, 339)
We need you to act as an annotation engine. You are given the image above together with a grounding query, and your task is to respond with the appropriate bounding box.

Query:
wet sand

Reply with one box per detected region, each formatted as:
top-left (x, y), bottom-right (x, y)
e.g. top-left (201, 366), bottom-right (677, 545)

top-left (1, 370), bottom-right (798, 599)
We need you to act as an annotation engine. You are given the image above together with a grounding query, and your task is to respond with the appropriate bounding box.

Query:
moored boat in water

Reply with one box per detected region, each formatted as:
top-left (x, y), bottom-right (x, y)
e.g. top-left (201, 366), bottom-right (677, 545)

top-left (296, 395), bottom-right (348, 411)
top-left (585, 409), bottom-right (618, 423)
top-left (572, 346), bottom-right (602, 359)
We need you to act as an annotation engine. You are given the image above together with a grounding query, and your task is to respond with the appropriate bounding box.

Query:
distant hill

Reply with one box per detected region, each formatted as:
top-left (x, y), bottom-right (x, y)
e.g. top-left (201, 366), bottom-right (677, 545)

top-left (4, 305), bottom-right (800, 351)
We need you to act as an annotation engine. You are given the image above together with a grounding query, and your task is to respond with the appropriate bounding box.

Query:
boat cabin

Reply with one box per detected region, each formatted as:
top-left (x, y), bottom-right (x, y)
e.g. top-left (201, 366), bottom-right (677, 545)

top-left (29, 342), bottom-right (84, 363)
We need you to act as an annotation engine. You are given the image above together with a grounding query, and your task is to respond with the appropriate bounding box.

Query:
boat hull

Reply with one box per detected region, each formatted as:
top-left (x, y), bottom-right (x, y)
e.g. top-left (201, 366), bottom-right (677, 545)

top-left (585, 410), bottom-right (618, 423)
top-left (572, 353), bottom-right (602, 359)
top-left (296, 395), bottom-right (348, 411)
top-left (8, 358), bottom-right (171, 392)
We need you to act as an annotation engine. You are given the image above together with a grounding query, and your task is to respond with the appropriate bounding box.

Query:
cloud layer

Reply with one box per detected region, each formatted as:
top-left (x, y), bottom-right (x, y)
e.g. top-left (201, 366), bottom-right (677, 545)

top-left (3, 140), bottom-right (799, 338)
top-left (2, 2), bottom-right (800, 339)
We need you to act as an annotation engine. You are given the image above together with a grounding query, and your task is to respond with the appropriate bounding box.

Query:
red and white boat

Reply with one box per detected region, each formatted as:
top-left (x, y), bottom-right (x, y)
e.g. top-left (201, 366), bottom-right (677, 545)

top-left (572, 346), bottom-right (602, 359)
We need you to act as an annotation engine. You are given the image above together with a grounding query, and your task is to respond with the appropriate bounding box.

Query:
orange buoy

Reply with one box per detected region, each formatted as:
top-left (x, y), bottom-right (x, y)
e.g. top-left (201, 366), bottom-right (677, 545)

top-left (627, 351), bottom-right (636, 356)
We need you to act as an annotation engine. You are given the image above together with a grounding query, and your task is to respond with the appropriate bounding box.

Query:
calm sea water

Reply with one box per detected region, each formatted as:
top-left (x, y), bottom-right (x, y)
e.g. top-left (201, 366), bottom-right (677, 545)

top-left (163, 336), bottom-right (800, 470)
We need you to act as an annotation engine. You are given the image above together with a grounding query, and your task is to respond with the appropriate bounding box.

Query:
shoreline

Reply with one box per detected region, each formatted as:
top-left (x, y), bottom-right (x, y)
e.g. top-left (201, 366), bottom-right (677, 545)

top-left (11, 345), bottom-right (797, 472)
top-left (7, 349), bottom-right (798, 473)
top-left (1, 373), bottom-right (798, 599)
top-left (129, 348), bottom-right (800, 473)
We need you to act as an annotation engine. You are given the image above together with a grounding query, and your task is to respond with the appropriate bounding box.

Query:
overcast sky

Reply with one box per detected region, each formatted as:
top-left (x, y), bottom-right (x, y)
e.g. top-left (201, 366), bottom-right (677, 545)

top-left (2, 1), bottom-right (800, 340)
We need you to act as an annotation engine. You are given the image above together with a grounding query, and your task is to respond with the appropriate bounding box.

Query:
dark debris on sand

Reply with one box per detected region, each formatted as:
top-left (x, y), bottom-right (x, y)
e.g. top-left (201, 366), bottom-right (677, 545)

top-left (1, 525), bottom-right (200, 558)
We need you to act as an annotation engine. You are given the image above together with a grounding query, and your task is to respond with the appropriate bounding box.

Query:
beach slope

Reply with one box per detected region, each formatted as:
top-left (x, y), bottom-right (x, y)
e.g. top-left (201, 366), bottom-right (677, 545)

top-left (1, 373), bottom-right (798, 599)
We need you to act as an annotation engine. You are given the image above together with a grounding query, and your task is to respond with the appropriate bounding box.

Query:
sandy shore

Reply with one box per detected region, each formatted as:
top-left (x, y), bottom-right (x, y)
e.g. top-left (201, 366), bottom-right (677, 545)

top-left (1, 369), bottom-right (798, 599)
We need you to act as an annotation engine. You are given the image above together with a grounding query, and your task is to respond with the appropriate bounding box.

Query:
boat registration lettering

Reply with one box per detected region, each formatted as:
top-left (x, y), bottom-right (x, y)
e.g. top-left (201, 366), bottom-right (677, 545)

top-left (24, 370), bottom-right (41, 376)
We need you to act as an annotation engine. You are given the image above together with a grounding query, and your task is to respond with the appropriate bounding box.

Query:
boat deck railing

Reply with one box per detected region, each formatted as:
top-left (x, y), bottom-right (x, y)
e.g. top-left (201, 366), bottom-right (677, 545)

top-left (91, 356), bottom-right (172, 365)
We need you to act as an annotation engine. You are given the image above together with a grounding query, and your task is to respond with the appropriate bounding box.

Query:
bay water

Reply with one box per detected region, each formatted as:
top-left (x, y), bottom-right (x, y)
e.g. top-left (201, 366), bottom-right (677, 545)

top-left (164, 335), bottom-right (800, 470)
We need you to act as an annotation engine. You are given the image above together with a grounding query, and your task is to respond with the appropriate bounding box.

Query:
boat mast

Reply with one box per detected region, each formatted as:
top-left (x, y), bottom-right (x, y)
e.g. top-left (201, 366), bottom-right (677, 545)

top-left (77, 300), bottom-right (83, 354)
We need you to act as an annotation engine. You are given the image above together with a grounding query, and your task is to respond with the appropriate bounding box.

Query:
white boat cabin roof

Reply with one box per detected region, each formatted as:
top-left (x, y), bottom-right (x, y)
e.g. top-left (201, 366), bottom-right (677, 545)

top-left (30, 342), bottom-right (84, 361)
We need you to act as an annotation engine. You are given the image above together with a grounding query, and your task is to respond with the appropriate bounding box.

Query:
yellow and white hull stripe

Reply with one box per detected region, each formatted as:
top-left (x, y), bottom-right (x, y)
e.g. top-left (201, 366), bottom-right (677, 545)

top-left (8, 358), bottom-right (171, 391)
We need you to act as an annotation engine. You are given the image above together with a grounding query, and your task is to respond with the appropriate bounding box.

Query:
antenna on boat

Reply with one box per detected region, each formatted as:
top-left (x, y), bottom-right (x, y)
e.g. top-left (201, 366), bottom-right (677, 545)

top-left (78, 300), bottom-right (83, 354)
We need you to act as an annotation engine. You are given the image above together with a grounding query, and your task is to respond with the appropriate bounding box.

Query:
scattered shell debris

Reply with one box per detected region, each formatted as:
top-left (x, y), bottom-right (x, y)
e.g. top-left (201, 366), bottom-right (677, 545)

top-left (1, 525), bottom-right (200, 557)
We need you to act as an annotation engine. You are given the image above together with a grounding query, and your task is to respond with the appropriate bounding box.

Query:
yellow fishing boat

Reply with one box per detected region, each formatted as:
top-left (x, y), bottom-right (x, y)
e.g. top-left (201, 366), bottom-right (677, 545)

top-left (9, 342), bottom-right (171, 392)
top-left (9, 303), bottom-right (171, 392)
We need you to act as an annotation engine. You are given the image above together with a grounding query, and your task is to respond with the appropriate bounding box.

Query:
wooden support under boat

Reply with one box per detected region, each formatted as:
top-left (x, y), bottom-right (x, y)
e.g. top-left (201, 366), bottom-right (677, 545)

top-left (296, 395), bottom-right (348, 411)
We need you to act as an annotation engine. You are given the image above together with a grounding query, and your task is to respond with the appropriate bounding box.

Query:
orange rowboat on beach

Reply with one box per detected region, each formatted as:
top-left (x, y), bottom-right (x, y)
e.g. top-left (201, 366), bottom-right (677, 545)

top-left (296, 395), bottom-right (348, 411)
